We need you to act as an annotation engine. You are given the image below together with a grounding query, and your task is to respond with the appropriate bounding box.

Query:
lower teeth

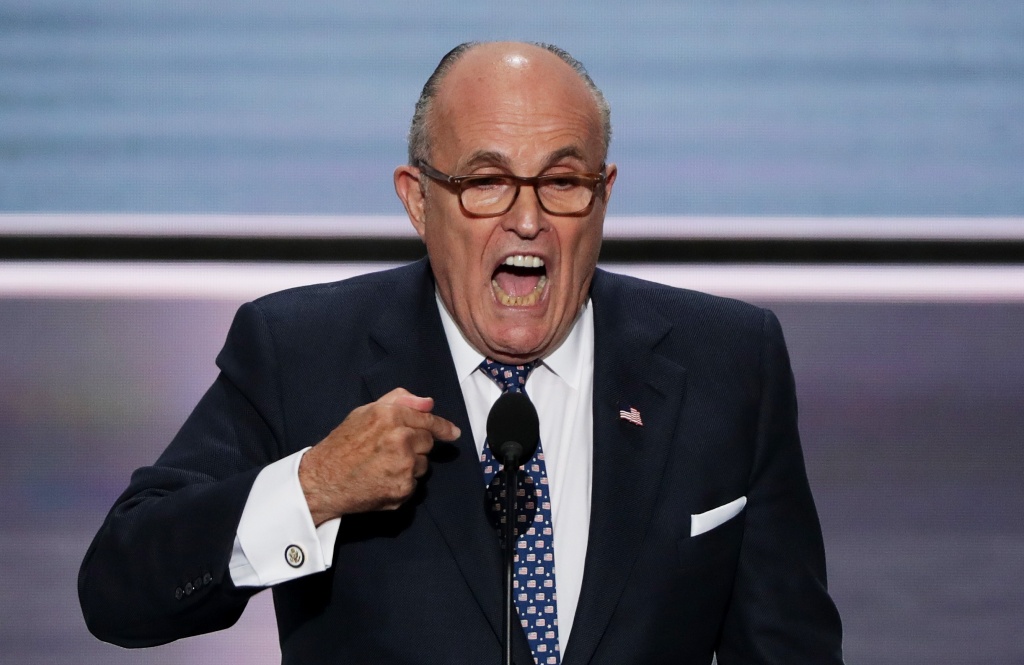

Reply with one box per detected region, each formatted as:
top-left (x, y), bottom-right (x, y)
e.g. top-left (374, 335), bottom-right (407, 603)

top-left (493, 275), bottom-right (547, 306)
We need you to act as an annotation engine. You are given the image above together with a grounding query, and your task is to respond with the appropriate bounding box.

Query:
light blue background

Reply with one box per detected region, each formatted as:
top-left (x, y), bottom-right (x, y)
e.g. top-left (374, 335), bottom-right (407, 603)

top-left (2, 0), bottom-right (1022, 215)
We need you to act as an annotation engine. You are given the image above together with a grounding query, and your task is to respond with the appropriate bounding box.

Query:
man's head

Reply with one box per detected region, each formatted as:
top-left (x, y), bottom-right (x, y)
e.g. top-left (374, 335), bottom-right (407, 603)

top-left (395, 41), bottom-right (617, 364)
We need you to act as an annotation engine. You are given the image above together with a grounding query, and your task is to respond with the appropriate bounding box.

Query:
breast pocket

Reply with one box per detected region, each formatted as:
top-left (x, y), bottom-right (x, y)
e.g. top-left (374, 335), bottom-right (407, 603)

top-left (676, 505), bottom-right (745, 572)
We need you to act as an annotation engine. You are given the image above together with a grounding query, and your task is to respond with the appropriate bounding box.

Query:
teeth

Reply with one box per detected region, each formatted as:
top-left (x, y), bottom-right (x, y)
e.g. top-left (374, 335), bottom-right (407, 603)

top-left (492, 274), bottom-right (548, 307)
top-left (503, 255), bottom-right (545, 268)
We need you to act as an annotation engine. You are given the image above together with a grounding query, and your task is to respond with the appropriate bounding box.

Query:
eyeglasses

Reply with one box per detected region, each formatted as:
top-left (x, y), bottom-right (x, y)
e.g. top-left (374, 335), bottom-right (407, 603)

top-left (417, 161), bottom-right (607, 218)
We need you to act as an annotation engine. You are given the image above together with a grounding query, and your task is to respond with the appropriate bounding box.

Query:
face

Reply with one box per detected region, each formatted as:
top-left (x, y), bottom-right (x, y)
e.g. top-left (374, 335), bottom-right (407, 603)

top-left (395, 44), bottom-right (617, 364)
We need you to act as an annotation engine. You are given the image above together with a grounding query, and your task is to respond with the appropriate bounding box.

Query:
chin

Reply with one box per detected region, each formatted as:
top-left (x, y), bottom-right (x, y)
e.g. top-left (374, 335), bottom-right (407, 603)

top-left (488, 327), bottom-right (549, 360)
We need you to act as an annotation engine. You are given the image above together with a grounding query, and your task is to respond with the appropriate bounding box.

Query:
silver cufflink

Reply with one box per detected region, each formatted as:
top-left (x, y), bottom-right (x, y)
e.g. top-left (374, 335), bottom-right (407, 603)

top-left (285, 544), bottom-right (305, 568)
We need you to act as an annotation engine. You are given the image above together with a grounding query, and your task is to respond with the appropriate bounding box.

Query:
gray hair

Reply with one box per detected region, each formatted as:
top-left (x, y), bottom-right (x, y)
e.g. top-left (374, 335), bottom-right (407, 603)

top-left (406, 41), bottom-right (612, 166)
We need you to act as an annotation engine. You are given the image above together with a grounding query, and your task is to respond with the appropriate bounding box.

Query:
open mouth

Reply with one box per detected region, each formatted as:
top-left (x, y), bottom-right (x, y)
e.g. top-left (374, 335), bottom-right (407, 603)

top-left (491, 254), bottom-right (548, 307)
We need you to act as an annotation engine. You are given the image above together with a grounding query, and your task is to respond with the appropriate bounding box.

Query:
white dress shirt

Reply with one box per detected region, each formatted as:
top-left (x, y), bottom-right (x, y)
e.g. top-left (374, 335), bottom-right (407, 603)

top-left (230, 295), bottom-right (595, 655)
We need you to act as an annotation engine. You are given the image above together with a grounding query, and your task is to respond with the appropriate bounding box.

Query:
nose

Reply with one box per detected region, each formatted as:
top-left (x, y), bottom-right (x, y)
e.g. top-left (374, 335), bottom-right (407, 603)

top-left (501, 184), bottom-right (545, 239)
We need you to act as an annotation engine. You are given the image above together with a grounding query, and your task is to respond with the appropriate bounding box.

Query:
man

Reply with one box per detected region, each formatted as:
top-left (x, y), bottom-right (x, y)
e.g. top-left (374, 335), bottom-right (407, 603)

top-left (80, 42), bottom-right (843, 664)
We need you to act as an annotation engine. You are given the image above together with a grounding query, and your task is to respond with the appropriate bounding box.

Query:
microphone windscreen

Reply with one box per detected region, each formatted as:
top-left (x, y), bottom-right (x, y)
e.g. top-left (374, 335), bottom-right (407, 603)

top-left (486, 392), bottom-right (540, 466)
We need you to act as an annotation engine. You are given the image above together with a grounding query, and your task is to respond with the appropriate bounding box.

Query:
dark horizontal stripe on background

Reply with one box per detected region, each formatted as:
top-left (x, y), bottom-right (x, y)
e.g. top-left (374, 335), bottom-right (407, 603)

top-left (3, 236), bottom-right (1024, 264)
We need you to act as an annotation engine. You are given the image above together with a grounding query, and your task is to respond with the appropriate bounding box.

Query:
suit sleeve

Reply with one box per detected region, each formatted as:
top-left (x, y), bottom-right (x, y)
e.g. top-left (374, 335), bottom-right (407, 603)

top-left (78, 301), bottom-right (288, 647)
top-left (715, 310), bottom-right (844, 664)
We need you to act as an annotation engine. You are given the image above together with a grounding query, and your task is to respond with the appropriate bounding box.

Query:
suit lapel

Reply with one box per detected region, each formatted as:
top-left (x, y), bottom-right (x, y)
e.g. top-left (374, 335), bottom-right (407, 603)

top-left (563, 271), bottom-right (688, 665)
top-left (359, 261), bottom-right (530, 661)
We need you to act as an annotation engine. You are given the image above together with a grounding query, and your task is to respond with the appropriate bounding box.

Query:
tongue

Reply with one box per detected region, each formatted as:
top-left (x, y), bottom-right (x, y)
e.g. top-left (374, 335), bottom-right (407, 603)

top-left (494, 269), bottom-right (541, 297)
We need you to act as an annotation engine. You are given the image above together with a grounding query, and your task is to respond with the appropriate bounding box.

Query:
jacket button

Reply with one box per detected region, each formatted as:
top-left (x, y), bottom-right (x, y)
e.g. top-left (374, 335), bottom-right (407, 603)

top-left (174, 587), bottom-right (184, 601)
top-left (184, 582), bottom-right (194, 595)
top-left (203, 572), bottom-right (212, 586)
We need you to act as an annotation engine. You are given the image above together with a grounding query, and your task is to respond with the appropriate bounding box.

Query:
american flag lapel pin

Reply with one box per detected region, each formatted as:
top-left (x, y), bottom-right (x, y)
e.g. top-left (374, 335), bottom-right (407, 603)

top-left (618, 402), bottom-right (644, 426)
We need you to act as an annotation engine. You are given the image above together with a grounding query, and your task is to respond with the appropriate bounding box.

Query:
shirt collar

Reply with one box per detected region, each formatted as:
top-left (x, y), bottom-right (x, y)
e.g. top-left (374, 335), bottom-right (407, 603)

top-left (435, 292), bottom-right (591, 390)
top-left (436, 293), bottom-right (485, 383)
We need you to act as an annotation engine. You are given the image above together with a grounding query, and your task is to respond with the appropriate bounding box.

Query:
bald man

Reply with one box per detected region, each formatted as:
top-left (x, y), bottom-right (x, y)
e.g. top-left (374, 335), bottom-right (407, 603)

top-left (80, 42), bottom-right (843, 664)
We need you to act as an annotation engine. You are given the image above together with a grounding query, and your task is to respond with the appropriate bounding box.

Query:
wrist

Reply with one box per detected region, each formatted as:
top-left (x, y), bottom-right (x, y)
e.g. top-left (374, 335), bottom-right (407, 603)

top-left (298, 446), bottom-right (337, 526)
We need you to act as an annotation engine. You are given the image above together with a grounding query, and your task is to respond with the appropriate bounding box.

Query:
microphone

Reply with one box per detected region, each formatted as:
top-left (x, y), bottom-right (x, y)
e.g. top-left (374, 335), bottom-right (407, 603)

top-left (485, 391), bottom-right (539, 665)
top-left (486, 392), bottom-right (539, 467)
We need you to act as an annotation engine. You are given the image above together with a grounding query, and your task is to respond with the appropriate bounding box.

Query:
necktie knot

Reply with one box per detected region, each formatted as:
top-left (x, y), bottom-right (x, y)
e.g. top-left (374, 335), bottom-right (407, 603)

top-left (480, 358), bottom-right (537, 394)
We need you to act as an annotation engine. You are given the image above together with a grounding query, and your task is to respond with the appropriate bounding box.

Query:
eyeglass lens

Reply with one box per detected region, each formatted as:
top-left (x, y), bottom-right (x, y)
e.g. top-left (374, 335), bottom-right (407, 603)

top-left (461, 176), bottom-right (594, 215)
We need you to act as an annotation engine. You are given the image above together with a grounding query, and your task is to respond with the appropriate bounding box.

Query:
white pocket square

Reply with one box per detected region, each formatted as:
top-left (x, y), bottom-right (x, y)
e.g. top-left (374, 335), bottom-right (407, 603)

top-left (690, 496), bottom-right (747, 537)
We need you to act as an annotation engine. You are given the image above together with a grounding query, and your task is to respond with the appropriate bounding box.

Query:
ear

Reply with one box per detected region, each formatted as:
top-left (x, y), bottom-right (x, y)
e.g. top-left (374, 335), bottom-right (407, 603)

top-left (394, 165), bottom-right (427, 239)
top-left (601, 163), bottom-right (617, 202)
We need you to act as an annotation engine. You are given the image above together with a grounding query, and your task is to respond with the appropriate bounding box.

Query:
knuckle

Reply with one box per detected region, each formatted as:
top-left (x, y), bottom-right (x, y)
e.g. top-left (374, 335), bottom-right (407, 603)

top-left (397, 454), bottom-right (416, 475)
top-left (383, 478), bottom-right (415, 507)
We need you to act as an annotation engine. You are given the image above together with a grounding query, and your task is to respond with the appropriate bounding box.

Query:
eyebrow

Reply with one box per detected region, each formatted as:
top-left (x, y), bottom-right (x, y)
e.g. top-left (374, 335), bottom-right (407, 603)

top-left (460, 150), bottom-right (511, 171)
top-left (545, 146), bottom-right (589, 166)
top-left (458, 146), bottom-right (592, 174)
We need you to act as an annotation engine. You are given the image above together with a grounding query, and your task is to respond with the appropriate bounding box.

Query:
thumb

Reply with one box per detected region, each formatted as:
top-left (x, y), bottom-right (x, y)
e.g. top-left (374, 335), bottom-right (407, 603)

top-left (378, 387), bottom-right (434, 413)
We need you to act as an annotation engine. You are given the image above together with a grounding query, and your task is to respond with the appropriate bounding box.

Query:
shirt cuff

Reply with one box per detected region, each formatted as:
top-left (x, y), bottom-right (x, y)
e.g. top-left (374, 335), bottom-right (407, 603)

top-left (229, 447), bottom-right (341, 587)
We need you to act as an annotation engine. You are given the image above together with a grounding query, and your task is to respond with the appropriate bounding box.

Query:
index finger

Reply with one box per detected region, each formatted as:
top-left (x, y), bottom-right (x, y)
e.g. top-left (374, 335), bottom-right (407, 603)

top-left (402, 408), bottom-right (461, 442)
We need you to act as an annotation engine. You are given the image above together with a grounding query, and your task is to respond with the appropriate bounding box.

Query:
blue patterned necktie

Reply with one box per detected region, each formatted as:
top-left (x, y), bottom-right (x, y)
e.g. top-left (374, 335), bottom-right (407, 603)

top-left (479, 359), bottom-right (561, 665)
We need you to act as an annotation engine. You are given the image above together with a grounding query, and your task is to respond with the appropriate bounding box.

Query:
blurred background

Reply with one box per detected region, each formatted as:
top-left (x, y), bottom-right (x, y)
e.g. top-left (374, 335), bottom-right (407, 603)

top-left (1, 1), bottom-right (1022, 663)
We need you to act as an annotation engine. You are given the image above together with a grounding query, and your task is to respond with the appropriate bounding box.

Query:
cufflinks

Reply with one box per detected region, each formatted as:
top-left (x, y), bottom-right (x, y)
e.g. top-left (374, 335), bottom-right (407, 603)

top-left (285, 544), bottom-right (305, 568)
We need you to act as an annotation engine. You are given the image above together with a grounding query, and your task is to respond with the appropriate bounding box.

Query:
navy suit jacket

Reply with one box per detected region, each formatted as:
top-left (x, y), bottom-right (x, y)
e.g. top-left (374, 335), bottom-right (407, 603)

top-left (80, 259), bottom-right (843, 664)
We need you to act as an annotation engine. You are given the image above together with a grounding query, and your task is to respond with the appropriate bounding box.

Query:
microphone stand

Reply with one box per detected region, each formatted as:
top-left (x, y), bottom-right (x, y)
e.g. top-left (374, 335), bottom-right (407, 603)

top-left (501, 452), bottom-right (519, 665)
top-left (487, 391), bottom-right (538, 665)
